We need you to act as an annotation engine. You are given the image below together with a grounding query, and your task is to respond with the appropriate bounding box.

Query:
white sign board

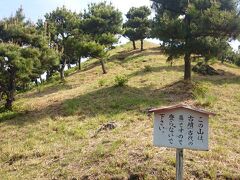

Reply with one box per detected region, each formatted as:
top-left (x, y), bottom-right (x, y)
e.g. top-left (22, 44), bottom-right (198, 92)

top-left (153, 108), bottom-right (209, 151)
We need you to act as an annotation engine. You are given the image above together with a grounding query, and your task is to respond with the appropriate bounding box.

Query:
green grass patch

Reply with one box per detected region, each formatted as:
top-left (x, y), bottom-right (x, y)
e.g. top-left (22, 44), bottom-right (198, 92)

top-left (0, 109), bottom-right (22, 122)
top-left (114, 75), bottom-right (129, 87)
top-left (63, 86), bottom-right (163, 116)
top-left (193, 83), bottom-right (217, 107)
top-left (98, 78), bottom-right (107, 87)
top-left (90, 139), bottom-right (125, 162)
top-left (1, 41), bottom-right (240, 179)
top-left (235, 92), bottom-right (240, 102)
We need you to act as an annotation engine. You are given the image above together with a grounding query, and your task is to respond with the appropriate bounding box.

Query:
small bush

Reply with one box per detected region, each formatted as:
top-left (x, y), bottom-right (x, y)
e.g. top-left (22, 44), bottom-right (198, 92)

top-left (37, 84), bottom-right (44, 93)
top-left (65, 66), bottom-right (78, 76)
top-left (47, 73), bottom-right (60, 83)
top-left (193, 83), bottom-right (208, 98)
top-left (144, 65), bottom-right (152, 72)
top-left (0, 110), bottom-right (20, 122)
top-left (236, 93), bottom-right (240, 102)
top-left (114, 75), bottom-right (128, 87)
top-left (98, 79), bottom-right (107, 87)
top-left (192, 62), bottom-right (219, 75)
top-left (193, 83), bottom-right (217, 107)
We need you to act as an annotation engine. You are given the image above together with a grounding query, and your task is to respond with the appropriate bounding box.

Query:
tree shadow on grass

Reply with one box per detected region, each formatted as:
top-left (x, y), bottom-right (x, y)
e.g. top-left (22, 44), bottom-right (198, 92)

top-left (61, 80), bottom-right (193, 118)
top-left (0, 80), bottom-right (193, 126)
top-left (2, 65), bottom-right (239, 126)
top-left (81, 59), bottom-right (101, 72)
top-left (19, 82), bottom-right (73, 99)
top-left (109, 49), bottom-right (141, 62)
top-left (128, 65), bottom-right (184, 78)
top-left (109, 47), bottom-right (162, 64)
top-left (193, 70), bottom-right (240, 85)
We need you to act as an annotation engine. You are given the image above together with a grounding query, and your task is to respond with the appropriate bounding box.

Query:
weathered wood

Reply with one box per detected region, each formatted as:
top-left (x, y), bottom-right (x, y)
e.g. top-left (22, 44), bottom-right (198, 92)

top-left (150, 104), bottom-right (215, 180)
top-left (176, 148), bottom-right (183, 180)
top-left (152, 107), bottom-right (210, 151)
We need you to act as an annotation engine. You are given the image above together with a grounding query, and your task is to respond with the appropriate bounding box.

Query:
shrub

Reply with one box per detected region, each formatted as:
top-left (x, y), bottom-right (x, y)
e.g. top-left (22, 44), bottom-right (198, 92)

top-left (192, 62), bottom-right (219, 75)
top-left (144, 65), bottom-right (152, 72)
top-left (236, 93), bottom-right (240, 102)
top-left (114, 75), bottom-right (128, 87)
top-left (98, 79), bottom-right (107, 87)
top-left (37, 84), bottom-right (44, 93)
top-left (65, 66), bottom-right (78, 76)
top-left (193, 83), bottom-right (217, 107)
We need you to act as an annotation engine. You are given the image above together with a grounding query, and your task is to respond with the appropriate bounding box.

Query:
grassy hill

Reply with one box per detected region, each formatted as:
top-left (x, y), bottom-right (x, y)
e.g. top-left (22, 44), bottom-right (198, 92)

top-left (0, 41), bottom-right (240, 179)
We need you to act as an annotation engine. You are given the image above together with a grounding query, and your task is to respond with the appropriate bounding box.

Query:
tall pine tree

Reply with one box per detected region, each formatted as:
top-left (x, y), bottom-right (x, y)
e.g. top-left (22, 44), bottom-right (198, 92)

top-left (0, 7), bottom-right (59, 110)
top-left (81, 2), bottom-right (123, 74)
top-left (151, 0), bottom-right (240, 80)
top-left (45, 6), bottom-right (80, 80)
top-left (124, 6), bottom-right (151, 51)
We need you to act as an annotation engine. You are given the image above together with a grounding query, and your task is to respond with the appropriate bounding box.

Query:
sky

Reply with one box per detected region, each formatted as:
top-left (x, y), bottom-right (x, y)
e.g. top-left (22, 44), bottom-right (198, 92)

top-left (0, 0), bottom-right (155, 45)
top-left (0, 0), bottom-right (239, 50)
top-left (0, 0), bottom-right (151, 22)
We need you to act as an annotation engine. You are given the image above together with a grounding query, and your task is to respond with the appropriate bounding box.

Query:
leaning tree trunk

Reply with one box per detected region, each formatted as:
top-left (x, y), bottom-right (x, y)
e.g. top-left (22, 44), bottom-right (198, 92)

top-left (5, 70), bottom-right (16, 110)
top-left (100, 59), bottom-right (107, 74)
top-left (60, 59), bottom-right (66, 80)
top-left (46, 70), bottom-right (50, 81)
top-left (78, 57), bottom-right (82, 70)
top-left (46, 69), bottom-right (54, 81)
top-left (0, 92), bottom-right (3, 101)
top-left (132, 40), bottom-right (136, 50)
top-left (67, 62), bottom-right (71, 69)
top-left (184, 52), bottom-right (191, 81)
top-left (140, 39), bottom-right (144, 51)
top-left (35, 79), bottom-right (39, 86)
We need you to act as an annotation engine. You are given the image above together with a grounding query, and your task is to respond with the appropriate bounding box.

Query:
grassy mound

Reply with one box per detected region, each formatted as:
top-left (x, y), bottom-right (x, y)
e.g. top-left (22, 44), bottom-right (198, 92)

top-left (0, 41), bottom-right (239, 179)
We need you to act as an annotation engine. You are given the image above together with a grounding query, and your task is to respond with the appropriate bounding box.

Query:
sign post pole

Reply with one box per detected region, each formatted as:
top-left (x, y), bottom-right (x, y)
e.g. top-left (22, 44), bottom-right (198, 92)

top-left (176, 148), bottom-right (183, 180)
top-left (149, 104), bottom-right (215, 180)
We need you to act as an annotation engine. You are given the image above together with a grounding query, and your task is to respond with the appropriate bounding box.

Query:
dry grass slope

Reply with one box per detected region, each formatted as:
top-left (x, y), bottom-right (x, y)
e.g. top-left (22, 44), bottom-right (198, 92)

top-left (0, 41), bottom-right (240, 179)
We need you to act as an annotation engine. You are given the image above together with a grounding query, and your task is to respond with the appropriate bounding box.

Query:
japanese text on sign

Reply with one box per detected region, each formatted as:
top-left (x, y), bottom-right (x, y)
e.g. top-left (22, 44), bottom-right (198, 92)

top-left (153, 109), bottom-right (209, 150)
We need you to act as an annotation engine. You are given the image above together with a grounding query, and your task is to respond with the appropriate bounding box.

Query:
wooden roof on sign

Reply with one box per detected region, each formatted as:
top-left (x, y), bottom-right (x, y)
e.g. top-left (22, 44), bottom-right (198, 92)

top-left (148, 104), bottom-right (215, 116)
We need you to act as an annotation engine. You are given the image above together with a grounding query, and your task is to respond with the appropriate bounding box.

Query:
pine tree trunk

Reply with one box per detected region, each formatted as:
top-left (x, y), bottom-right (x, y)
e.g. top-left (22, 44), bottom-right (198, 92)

top-left (46, 69), bottom-right (54, 80)
top-left (5, 70), bottom-right (16, 110)
top-left (100, 59), bottom-right (107, 74)
top-left (78, 58), bottom-right (81, 70)
top-left (60, 59), bottom-right (66, 80)
top-left (184, 52), bottom-right (191, 81)
top-left (46, 70), bottom-right (50, 80)
top-left (132, 40), bottom-right (136, 50)
top-left (60, 68), bottom-right (65, 80)
top-left (68, 62), bottom-right (71, 69)
top-left (5, 92), bottom-right (14, 110)
top-left (140, 39), bottom-right (144, 51)
top-left (35, 79), bottom-right (38, 86)
top-left (184, 6), bottom-right (192, 81)
top-left (0, 92), bottom-right (3, 101)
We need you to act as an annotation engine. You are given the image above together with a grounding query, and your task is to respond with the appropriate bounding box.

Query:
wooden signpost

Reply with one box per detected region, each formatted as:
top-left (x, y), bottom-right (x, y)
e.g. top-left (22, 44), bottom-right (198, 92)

top-left (149, 104), bottom-right (215, 180)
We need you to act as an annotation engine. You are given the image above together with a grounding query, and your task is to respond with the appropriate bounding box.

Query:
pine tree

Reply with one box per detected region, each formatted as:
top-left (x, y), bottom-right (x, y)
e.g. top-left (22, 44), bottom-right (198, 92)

top-left (124, 6), bottom-right (151, 51)
top-left (0, 7), bottom-right (60, 110)
top-left (81, 2), bottom-right (123, 74)
top-left (45, 6), bottom-right (80, 80)
top-left (151, 0), bottom-right (240, 80)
